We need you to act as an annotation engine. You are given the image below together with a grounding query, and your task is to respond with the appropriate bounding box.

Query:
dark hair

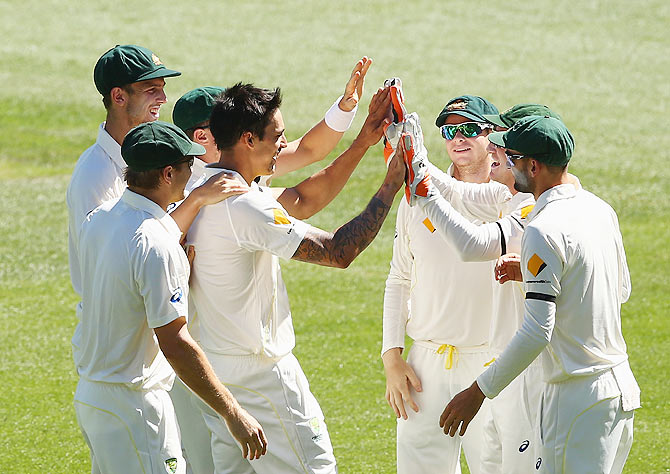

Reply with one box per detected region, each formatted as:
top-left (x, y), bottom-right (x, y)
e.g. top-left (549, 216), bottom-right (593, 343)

top-left (210, 83), bottom-right (282, 151)
top-left (123, 167), bottom-right (162, 189)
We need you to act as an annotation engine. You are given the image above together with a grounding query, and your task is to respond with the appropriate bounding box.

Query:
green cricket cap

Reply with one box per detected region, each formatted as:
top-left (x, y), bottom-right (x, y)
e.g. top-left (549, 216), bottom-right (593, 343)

top-left (93, 45), bottom-right (181, 96)
top-left (173, 86), bottom-right (225, 132)
top-left (484, 103), bottom-right (562, 128)
top-left (435, 95), bottom-right (499, 127)
top-left (121, 121), bottom-right (205, 172)
top-left (488, 115), bottom-right (574, 166)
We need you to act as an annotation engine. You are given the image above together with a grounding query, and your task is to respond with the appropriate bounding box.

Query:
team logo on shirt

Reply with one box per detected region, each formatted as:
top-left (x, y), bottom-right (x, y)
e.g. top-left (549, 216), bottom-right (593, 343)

top-left (309, 417), bottom-right (323, 442)
top-left (170, 287), bottom-right (183, 303)
top-left (527, 254), bottom-right (547, 277)
top-left (422, 217), bottom-right (436, 233)
top-left (273, 208), bottom-right (291, 225)
top-left (164, 457), bottom-right (178, 473)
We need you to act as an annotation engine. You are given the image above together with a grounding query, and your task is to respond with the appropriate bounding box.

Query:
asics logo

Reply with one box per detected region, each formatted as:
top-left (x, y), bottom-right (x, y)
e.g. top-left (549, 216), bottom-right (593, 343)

top-left (170, 287), bottom-right (183, 303)
top-left (519, 440), bottom-right (530, 452)
top-left (536, 457), bottom-right (542, 470)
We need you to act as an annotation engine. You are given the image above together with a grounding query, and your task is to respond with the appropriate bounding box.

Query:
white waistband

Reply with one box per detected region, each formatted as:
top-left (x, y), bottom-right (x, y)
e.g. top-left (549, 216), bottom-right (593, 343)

top-left (411, 340), bottom-right (490, 354)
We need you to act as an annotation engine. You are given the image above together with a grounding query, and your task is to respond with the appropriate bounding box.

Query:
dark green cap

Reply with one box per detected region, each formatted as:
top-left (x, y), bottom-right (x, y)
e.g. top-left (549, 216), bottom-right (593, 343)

top-left (121, 121), bottom-right (205, 172)
top-left (484, 103), bottom-right (562, 128)
top-left (93, 45), bottom-right (181, 96)
top-left (488, 115), bottom-right (574, 166)
top-left (173, 87), bottom-right (225, 131)
top-left (435, 95), bottom-right (499, 127)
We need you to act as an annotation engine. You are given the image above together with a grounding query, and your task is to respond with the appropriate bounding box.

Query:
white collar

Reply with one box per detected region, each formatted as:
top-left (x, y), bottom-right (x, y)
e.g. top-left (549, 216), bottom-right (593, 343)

top-left (97, 122), bottom-right (126, 171)
top-left (527, 184), bottom-right (577, 221)
top-left (121, 189), bottom-right (182, 240)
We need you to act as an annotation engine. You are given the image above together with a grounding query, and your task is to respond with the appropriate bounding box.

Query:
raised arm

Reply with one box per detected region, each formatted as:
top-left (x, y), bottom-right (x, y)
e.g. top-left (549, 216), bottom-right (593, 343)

top-left (274, 87), bottom-right (391, 219)
top-left (290, 146), bottom-right (404, 268)
top-left (273, 57), bottom-right (372, 178)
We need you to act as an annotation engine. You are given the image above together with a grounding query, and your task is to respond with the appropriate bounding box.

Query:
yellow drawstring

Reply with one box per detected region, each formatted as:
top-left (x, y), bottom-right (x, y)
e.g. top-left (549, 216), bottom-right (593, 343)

top-left (436, 344), bottom-right (457, 370)
top-left (484, 357), bottom-right (496, 367)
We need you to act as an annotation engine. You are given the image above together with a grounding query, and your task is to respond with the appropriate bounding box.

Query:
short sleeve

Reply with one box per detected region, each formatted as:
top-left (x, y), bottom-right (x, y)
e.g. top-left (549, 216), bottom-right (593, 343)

top-left (135, 238), bottom-right (189, 329)
top-left (229, 191), bottom-right (309, 260)
top-left (521, 225), bottom-right (563, 302)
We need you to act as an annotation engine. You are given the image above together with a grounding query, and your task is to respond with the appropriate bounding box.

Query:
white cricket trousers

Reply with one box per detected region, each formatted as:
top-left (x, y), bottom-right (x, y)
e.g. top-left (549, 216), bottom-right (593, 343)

top-left (480, 361), bottom-right (544, 474)
top-left (74, 378), bottom-right (185, 474)
top-left (202, 351), bottom-right (336, 474)
top-left (397, 341), bottom-right (493, 474)
top-left (170, 376), bottom-right (215, 474)
top-left (537, 368), bottom-right (635, 473)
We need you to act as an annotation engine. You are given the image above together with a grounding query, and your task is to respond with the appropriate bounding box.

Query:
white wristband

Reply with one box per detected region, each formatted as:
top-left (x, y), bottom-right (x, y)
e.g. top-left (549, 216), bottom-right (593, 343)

top-left (324, 95), bottom-right (357, 132)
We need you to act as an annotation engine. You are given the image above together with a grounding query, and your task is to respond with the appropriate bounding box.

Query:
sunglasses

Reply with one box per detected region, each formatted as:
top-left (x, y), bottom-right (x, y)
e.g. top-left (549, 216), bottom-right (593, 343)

top-left (493, 143), bottom-right (526, 168)
top-left (440, 122), bottom-right (492, 140)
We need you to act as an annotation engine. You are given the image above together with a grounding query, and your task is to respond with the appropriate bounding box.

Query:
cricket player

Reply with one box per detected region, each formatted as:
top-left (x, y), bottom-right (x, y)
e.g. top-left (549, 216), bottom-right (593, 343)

top-left (382, 95), bottom-right (504, 474)
top-left (401, 104), bottom-right (571, 473)
top-left (169, 58), bottom-right (372, 474)
top-left (67, 45), bottom-right (242, 366)
top-left (186, 83), bottom-right (404, 474)
top-left (438, 115), bottom-right (640, 473)
top-left (74, 121), bottom-right (263, 474)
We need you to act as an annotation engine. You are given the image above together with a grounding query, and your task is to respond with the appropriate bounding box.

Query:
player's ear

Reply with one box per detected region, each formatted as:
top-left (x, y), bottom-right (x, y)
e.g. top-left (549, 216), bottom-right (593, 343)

top-left (109, 86), bottom-right (126, 107)
top-left (241, 131), bottom-right (254, 149)
top-left (162, 165), bottom-right (174, 184)
top-left (193, 128), bottom-right (208, 145)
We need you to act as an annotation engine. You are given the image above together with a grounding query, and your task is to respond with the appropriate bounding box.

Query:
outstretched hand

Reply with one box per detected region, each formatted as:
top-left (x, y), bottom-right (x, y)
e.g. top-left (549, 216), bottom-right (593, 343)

top-left (355, 87), bottom-right (391, 148)
top-left (338, 57), bottom-right (373, 112)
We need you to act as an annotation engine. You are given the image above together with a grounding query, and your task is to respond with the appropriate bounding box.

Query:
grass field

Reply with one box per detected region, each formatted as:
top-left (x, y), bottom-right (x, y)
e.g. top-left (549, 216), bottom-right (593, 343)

top-left (1, 1), bottom-right (669, 472)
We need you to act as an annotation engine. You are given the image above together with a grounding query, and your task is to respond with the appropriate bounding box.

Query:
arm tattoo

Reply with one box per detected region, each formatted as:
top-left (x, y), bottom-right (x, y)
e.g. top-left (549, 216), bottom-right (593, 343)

top-left (292, 196), bottom-right (391, 267)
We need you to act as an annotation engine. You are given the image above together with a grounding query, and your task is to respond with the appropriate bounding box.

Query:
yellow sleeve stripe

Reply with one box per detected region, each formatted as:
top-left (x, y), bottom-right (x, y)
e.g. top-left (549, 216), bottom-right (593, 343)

top-left (273, 208), bottom-right (291, 225)
top-left (423, 217), bottom-right (436, 233)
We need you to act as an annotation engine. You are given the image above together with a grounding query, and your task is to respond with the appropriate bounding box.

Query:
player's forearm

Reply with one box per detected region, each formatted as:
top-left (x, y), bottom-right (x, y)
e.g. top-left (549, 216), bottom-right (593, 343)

top-left (477, 299), bottom-right (554, 398)
top-left (273, 120), bottom-right (344, 178)
top-left (162, 332), bottom-right (242, 422)
top-left (170, 192), bottom-right (205, 235)
top-left (418, 194), bottom-right (502, 262)
top-left (292, 187), bottom-right (394, 268)
top-left (382, 277), bottom-right (410, 355)
top-left (280, 140), bottom-right (369, 219)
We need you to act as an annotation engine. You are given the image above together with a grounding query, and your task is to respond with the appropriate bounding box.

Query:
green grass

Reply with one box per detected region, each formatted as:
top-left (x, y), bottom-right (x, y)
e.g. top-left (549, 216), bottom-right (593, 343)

top-left (1, 0), bottom-right (669, 472)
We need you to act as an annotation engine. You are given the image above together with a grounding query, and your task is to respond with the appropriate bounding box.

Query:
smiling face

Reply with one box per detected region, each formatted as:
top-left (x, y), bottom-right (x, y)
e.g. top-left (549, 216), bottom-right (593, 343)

top-left (251, 108), bottom-right (287, 177)
top-left (123, 78), bottom-right (167, 127)
top-left (443, 114), bottom-right (492, 175)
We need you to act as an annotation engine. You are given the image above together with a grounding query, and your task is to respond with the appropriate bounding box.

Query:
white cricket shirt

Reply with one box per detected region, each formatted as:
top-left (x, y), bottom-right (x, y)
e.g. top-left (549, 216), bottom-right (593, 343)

top-left (477, 185), bottom-right (639, 409)
top-left (382, 164), bottom-right (506, 355)
top-left (74, 189), bottom-right (189, 390)
top-left (418, 190), bottom-right (536, 355)
top-left (67, 123), bottom-right (127, 298)
top-left (187, 168), bottom-right (309, 358)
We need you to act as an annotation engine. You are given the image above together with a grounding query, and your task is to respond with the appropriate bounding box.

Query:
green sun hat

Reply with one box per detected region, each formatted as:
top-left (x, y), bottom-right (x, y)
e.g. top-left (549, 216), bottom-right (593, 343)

top-left (93, 45), bottom-right (181, 96)
top-left (435, 95), bottom-right (499, 127)
top-left (484, 103), bottom-right (562, 128)
top-left (173, 87), bottom-right (226, 132)
top-left (487, 115), bottom-right (574, 166)
top-left (121, 121), bottom-right (205, 172)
